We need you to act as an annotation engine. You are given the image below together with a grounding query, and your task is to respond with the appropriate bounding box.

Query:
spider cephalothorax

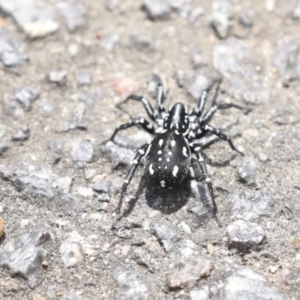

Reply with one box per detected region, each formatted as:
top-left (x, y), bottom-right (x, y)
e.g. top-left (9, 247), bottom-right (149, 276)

top-left (106, 75), bottom-right (243, 224)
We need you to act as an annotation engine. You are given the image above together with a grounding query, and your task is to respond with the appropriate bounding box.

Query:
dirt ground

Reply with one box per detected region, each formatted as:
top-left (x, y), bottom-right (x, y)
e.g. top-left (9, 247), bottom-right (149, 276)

top-left (0, 0), bottom-right (300, 299)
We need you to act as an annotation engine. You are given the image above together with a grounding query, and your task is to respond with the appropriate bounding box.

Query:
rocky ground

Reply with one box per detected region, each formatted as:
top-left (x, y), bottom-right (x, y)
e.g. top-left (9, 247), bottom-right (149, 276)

top-left (0, 0), bottom-right (300, 299)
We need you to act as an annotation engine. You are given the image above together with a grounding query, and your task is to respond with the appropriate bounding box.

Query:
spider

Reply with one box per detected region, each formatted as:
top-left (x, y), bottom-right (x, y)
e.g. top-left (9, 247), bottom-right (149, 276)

top-left (106, 75), bottom-right (243, 224)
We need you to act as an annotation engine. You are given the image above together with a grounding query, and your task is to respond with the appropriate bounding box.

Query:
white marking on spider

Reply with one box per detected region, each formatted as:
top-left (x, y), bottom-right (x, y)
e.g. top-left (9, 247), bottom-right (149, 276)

top-left (147, 124), bottom-right (152, 129)
top-left (160, 180), bottom-right (166, 188)
top-left (149, 164), bottom-right (155, 175)
top-left (161, 129), bottom-right (167, 133)
top-left (145, 144), bottom-right (151, 156)
top-left (205, 178), bottom-right (211, 183)
top-left (124, 179), bottom-right (129, 184)
top-left (159, 139), bottom-right (164, 147)
top-left (167, 158), bottom-right (170, 162)
top-left (139, 149), bottom-right (145, 155)
top-left (140, 118), bottom-right (144, 123)
top-left (165, 166), bottom-right (167, 169)
top-left (198, 157), bottom-right (204, 162)
top-left (182, 125), bottom-right (185, 129)
top-left (171, 140), bottom-right (176, 148)
top-left (159, 158), bottom-right (162, 161)
top-left (132, 159), bottom-right (138, 164)
top-left (175, 130), bottom-right (180, 135)
top-left (194, 147), bottom-right (200, 152)
top-left (172, 165), bottom-right (179, 177)
top-left (168, 151), bottom-right (172, 156)
top-left (170, 123), bottom-right (174, 129)
top-left (158, 150), bottom-right (162, 155)
top-left (182, 147), bottom-right (188, 157)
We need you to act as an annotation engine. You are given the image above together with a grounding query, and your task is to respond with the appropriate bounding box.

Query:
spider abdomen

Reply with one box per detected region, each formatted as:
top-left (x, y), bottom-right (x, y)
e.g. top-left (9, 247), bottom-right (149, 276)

top-left (144, 130), bottom-right (191, 189)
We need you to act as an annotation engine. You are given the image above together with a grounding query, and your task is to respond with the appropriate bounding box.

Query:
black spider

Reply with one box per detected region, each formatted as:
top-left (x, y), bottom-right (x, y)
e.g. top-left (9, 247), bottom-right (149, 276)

top-left (106, 75), bottom-right (243, 224)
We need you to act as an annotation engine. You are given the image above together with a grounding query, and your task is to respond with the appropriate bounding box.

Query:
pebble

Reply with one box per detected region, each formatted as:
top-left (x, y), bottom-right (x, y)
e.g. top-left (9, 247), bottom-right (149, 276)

top-left (100, 32), bottom-right (119, 52)
top-left (42, 99), bottom-right (54, 117)
top-left (227, 220), bottom-right (266, 251)
top-left (151, 224), bottom-right (181, 253)
top-left (0, 0), bottom-right (59, 39)
top-left (228, 191), bottom-right (276, 221)
top-left (142, 0), bottom-right (172, 20)
top-left (0, 217), bottom-right (5, 238)
top-left (0, 30), bottom-right (29, 67)
top-left (166, 258), bottom-right (213, 289)
top-left (11, 124), bottom-right (30, 141)
top-left (71, 139), bottom-right (94, 168)
top-left (0, 144), bottom-right (8, 156)
top-left (186, 74), bottom-right (209, 100)
top-left (56, 1), bottom-right (87, 33)
top-left (0, 231), bottom-right (51, 288)
top-left (75, 69), bottom-right (92, 86)
top-left (47, 70), bottom-right (67, 86)
top-left (237, 159), bottom-right (258, 186)
top-left (191, 50), bottom-right (206, 69)
top-left (112, 77), bottom-right (138, 100)
top-left (175, 69), bottom-right (185, 88)
top-left (113, 264), bottom-right (150, 299)
top-left (210, 0), bottom-right (234, 39)
top-left (213, 38), bottom-right (270, 105)
top-left (133, 248), bottom-right (156, 272)
top-left (212, 267), bottom-right (285, 299)
top-left (128, 34), bottom-right (156, 52)
top-left (11, 87), bottom-right (40, 111)
top-left (77, 187), bottom-right (93, 197)
top-left (92, 180), bottom-right (110, 194)
top-left (59, 294), bottom-right (88, 300)
top-left (189, 286), bottom-right (209, 300)
top-left (71, 92), bottom-right (94, 107)
top-left (60, 242), bottom-right (84, 267)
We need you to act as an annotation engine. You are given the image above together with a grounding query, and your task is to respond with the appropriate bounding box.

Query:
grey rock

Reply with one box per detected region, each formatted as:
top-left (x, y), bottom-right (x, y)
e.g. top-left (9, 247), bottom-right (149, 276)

top-left (151, 224), bottom-right (181, 253)
top-left (100, 141), bottom-right (135, 170)
top-left (49, 139), bottom-right (64, 154)
top-left (190, 6), bottom-right (204, 23)
top-left (105, 0), bottom-right (120, 11)
top-left (11, 124), bottom-right (30, 141)
top-left (100, 32), bottom-right (119, 52)
top-left (128, 34), bottom-right (156, 52)
top-left (71, 92), bottom-right (94, 107)
top-left (190, 286), bottom-right (209, 300)
top-left (11, 87), bottom-right (39, 111)
top-left (228, 191), bottom-right (276, 221)
top-left (60, 242), bottom-right (84, 267)
top-left (133, 248), bottom-right (156, 272)
top-left (47, 70), bottom-right (67, 86)
top-left (291, 1), bottom-right (300, 19)
top-left (237, 159), bottom-right (258, 186)
top-left (274, 37), bottom-right (300, 81)
top-left (0, 231), bottom-right (51, 288)
top-left (227, 220), bottom-right (265, 251)
top-left (56, 1), bottom-right (87, 33)
top-left (0, 164), bottom-right (14, 181)
top-left (113, 264), bottom-right (150, 300)
top-left (186, 74), bottom-right (209, 100)
top-left (191, 51), bottom-right (206, 69)
top-left (166, 258), bottom-right (213, 289)
top-left (213, 38), bottom-right (270, 105)
top-left (0, 30), bottom-right (28, 67)
top-left (210, 0), bottom-right (234, 39)
top-left (74, 69), bottom-right (92, 86)
top-left (212, 267), bottom-right (285, 300)
top-left (60, 294), bottom-right (88, 300)
top-left (239, 10), bottom-right (253, 28)
top-left (175, 69), bottom-right (185, 88)
top-left (143, 0), bottom-right (172, 20)
top-left (13, 174), bottom-right (54, 199)
top-left (71, 139), bottom-right (94, 168)
top-left (0, 145), bottom-right (9, 156)
top-left (42, 99), bottom-right (54, 117)
top-left (0, 0), bottom-right (59, 39)
top-left (92, 180), bottom-right (110, 194)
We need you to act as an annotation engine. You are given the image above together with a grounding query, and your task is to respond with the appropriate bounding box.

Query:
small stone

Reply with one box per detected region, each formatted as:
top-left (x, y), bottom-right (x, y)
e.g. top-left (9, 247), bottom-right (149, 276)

top-left (237, 159), bottom-right (258, 186)
top-left (0, 231), bottom-right (51, 288)
top-left (0, 144), bottom-right (9, 156)
top-left (167, 259), bottom-right (213, 289)
top-left (0, 279), bottom-right (19, 293)
top-left (151, 224), bottom-right (181, 253)
top-left (128, 34), bottom-right (156, 52)
top-left (42, 99), bottom-right (54, 117)
top-left (11, 87), bottom-right (39, 111)
top-left (75, 69), bottom-right (92, 86)
top-left (71, 92), bottom-right (94, 107)
top-left (92, 180), bottom-right (110, 194)
top-left (175, 69), bottom-right (185, 88)
top-left (133, 248), bottom-right (156, 272)
top-left (100, 32), bottom-right (119, 52)
top-left (56, 176), bottom-right (73, 193)
top-left (255, 152), bottom-right (269, 162)
top-left (0, 164), bottom-right (14, 181)
top-left (56, 1), bottom-right (87, 33)
top-left (49, 139), bottom-right (63, 154)
top-left (11, 124), bottom-right (30, 141)
top-left (77, 187), bottom-right (93, 197)
top-left (47, 70), bottom-right (67, 86)
top-left (239, 10), bottom-right (253, 28)
top-left (190, 6), bottom-right (204, 23)
top-left (112, 77), bottom-right (138, 100)
top-left (228, 191), bottom-right (276, 221)
top-left (142, 0), bottom-right (171, 20)
top-left (59, 294), bottom-right (88, 300)
top-left (0, 0), bottom-right (59, 39)
top-left (60, 242), bottom-right (84, 267)
top-left (212, 267), bottom-right (285, 299)
top-left (189, 286), bottom-right (209, 300)
top-left (191, 51), bottom-right (206, 69)
top-left (68, 43), bottom-right (79, 57)
top-left (186, 74), bottom-right (210, 100)
top-left (227, 220), bottom-right (266, 251)
top-left (84, 169), bottom-right (96, 180)
top-left (71, 139), bottom-right (94, 168)
top-left (0, 217), bottom-right (5, 238)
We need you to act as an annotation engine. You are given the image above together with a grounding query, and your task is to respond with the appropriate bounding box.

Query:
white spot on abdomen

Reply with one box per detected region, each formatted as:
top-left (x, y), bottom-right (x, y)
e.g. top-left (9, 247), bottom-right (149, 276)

top-left (182, 147), bottom-right (188, 157)
top-left (160, 180), bottom-right (166, 188)
top-left (172, 165), bottom-right (179, 177)
top-left (149, 164), bottom-right (154, 175)
top-left (171, 140), bottom-right (176, 148)
top-left (159, 139), bottom-right (164, 147)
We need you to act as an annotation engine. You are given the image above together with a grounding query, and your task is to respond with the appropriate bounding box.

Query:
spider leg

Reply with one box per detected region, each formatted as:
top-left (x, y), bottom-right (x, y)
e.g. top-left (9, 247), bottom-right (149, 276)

top-left (118, 95), bottom-right (159, 123)
top-left (108, 118), bottom-right (155, 142)
top-left (201, 102), bottom-right (244, 124)
top-left (203, 124), bottom-right (243, 156)
top-left (115, 143), bottom-right (148, 218)
top-left (196, 78), bottom-right (222, 117)
top-left (191, 143), bottom-right (221, 226)
top-left (152, 74), bottom-right (166, 116)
